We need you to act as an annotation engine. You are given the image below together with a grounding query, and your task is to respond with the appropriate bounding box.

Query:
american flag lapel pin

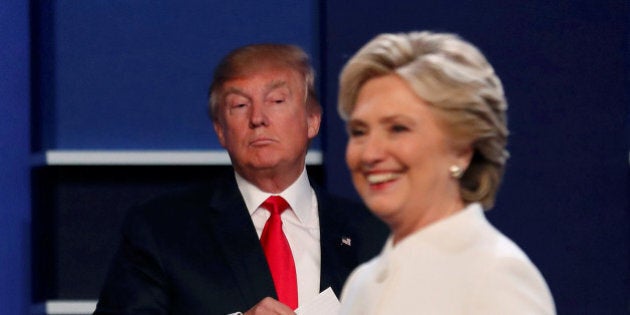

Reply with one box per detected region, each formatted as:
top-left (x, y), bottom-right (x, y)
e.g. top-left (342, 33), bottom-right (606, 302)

top-left (341, 236), bottom-right (352, 247)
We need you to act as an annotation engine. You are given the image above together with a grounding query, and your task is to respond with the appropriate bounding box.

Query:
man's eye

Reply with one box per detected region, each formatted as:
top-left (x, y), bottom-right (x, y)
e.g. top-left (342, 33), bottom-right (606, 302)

top-left (273, 99), bottom-right (285, 104)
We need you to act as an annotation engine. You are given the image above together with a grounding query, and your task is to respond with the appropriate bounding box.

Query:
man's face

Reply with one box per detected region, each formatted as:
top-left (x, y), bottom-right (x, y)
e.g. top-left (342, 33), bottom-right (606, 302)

top-left (213, 65), bottom-right (321, 181)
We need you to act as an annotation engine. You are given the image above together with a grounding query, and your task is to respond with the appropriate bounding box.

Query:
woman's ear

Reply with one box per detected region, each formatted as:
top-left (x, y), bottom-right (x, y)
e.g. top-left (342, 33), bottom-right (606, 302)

top-left (456, 144), bottom-right (474, 171)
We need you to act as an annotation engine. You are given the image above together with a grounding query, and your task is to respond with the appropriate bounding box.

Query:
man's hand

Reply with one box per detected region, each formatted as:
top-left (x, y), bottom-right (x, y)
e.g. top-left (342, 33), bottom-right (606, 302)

top-left (244, 297), bottom-right (296, 315)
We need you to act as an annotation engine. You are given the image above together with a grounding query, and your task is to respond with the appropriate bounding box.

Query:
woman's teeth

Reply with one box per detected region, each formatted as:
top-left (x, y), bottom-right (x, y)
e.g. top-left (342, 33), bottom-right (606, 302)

top-left (367, 173), bottom-right (400, 184)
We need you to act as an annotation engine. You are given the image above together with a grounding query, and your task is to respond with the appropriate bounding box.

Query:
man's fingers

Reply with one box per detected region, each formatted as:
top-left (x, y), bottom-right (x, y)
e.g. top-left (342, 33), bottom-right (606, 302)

top-left (244, 297), bottom-right (295, 315)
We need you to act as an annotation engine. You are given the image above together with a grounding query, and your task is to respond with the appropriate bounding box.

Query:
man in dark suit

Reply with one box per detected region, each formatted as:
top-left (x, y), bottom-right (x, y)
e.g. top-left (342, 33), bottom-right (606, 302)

top-left (94, 44), bottom-right (388, 315)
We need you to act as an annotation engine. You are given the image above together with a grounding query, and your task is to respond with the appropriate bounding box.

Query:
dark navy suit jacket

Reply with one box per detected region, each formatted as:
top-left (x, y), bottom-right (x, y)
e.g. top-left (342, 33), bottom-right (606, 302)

top-left (94, 174), bottom-right (387, 315)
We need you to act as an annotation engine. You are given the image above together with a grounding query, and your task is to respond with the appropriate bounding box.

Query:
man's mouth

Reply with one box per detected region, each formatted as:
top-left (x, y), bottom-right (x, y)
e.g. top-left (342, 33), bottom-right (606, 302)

top-left (250, 137), bottom-right (275, 146)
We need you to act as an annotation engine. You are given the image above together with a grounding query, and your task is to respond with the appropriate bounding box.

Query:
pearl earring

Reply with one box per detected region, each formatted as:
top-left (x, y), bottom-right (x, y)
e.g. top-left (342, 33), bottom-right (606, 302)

top-left (449, 165), bottom-right (463, 179)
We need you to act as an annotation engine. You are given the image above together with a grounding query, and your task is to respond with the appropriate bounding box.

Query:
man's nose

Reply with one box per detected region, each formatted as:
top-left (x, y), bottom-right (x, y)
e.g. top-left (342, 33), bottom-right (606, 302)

top-left (249, 102), bottom-right (268, 128)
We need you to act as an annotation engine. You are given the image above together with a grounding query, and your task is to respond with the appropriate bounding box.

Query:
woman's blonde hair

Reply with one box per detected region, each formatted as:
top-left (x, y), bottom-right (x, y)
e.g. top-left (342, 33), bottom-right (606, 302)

top-left (339, 31), bottom-right (509, 209)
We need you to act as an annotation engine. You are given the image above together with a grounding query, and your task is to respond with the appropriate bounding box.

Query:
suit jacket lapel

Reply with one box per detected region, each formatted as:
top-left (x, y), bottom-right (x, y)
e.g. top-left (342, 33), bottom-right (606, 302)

top-left (204, 179), bottom-right (277, 307)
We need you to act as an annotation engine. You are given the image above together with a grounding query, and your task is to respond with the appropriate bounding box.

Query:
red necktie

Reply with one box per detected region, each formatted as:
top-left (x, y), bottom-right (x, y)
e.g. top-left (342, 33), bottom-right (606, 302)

top-left (260, 196), bottom-right (298, 309)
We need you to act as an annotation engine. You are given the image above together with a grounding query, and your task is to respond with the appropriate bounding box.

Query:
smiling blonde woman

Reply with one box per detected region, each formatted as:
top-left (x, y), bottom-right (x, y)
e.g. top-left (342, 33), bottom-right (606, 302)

top-left (338, 31), bottom-right (555, 315)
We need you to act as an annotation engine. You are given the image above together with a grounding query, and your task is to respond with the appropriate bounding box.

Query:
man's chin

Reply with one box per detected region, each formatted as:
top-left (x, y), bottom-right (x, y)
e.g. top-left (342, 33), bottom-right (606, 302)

top-left (240, 158), bottom-right (284, 172)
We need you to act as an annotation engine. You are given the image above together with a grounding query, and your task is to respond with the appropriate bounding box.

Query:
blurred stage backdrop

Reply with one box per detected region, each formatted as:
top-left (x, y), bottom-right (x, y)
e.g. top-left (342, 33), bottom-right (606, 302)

top-left (1, 1), bottom-right (628, 314)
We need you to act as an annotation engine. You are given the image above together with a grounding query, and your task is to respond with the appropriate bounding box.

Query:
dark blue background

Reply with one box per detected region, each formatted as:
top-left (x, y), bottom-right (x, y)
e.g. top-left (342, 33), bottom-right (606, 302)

top-left (322, 2), bottom-right (629, 314)
top-left (1, 1), bottom-right (31, 314)
top-left (33, 0), bottom-right (320, 150)
top-left (2, 0), bottom-right (628, 314)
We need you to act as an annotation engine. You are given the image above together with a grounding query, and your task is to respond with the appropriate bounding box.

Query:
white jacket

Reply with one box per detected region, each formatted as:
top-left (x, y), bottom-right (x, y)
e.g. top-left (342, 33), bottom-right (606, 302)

top-left (339, 203), bottom-right (555, 315)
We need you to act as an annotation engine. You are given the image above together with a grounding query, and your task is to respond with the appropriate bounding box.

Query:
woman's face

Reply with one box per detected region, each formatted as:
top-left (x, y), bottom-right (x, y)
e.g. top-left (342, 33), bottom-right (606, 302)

top-left (345, 75), bottom-right (470, 240)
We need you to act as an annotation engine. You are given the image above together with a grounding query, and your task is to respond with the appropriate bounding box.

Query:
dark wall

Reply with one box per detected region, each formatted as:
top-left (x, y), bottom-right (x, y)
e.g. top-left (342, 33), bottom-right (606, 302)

top-left (322, 1), bottom-right (629, 314)
top-left (30, 165), bottom-right (323, 301)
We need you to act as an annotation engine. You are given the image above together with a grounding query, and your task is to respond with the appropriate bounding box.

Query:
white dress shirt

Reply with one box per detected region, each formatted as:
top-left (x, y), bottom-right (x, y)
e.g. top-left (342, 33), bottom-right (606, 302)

top-left (339, 203), bottom-right (556, 315)
top-left (234, 169), bottom-right (321, 308)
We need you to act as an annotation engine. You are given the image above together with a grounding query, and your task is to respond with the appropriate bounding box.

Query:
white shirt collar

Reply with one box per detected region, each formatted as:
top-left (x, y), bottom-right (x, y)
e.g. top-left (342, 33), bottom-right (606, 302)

top-left (234, 168), bottom-right (315, 224)
top-left (383, 202), bottom-right (485, 254)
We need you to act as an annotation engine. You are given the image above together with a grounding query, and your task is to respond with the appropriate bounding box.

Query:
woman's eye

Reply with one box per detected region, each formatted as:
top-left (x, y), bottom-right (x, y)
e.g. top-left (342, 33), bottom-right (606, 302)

top-left (391, 124), bottom-right (409, 133)
top-left (348, 128), bottom-right (366, 137)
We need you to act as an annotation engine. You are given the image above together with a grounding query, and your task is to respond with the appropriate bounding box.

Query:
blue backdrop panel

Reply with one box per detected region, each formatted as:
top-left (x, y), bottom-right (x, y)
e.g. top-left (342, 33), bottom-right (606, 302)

top-left (322, 1), bottom-right (629, 314)
top-left (34, 0), bottom-right (320, 150)
top-left (0, 0), bottom-right (31, 314)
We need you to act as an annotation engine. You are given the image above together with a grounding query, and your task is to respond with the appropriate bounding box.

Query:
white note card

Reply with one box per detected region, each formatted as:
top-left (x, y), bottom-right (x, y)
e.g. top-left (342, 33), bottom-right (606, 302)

top-left (295, 287), bottom-right (340, 315)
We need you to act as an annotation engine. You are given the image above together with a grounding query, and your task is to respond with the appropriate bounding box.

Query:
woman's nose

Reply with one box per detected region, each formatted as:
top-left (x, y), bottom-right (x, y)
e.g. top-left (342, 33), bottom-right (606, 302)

top-left (360, 133), bottom-right (386, 166)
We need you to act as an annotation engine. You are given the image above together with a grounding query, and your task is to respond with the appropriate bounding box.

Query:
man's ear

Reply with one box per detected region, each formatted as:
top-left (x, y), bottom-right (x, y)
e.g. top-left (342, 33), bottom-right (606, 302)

top-left (213, 120), bottom-right (227, 148)
top-left (307, 109), bottom-right (322, 140)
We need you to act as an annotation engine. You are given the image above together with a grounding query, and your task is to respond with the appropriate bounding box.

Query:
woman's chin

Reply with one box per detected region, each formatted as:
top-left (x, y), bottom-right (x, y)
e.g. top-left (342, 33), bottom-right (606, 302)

top-left (364, 200), bottom-right (399, 222)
